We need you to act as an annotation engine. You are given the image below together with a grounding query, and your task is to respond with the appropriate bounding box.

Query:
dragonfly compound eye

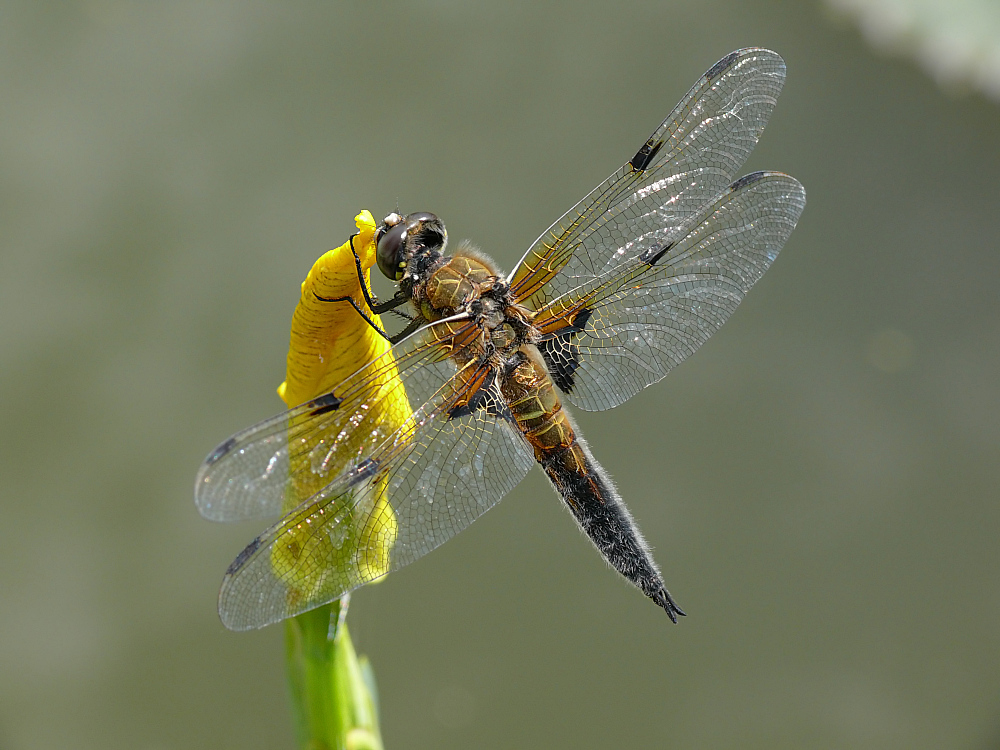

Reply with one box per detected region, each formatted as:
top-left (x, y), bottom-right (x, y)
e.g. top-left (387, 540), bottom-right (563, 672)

top-left (376, 221), bottom-right (408, 281)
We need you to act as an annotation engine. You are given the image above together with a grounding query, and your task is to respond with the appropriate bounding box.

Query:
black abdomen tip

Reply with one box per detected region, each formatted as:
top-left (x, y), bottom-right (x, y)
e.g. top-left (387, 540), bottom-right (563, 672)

top-left (652, 587), bottom-right (686, 624)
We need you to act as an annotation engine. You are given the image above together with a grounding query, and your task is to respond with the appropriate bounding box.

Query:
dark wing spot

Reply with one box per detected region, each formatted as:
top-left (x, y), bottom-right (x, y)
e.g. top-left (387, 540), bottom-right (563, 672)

top-left (629, 138), bottom-right (664, 172)
top-left (537, 308), bottom-right (592, 393)
top-left (206, 436), bottom-right (237, 466)
top-left (730, 170), bottom-right (767, 191)
top-left (225, 535), bottom-right (262, 575)
top-left (447, 369), bottom-right (513, 422)
top-left (641, 240), bottom-right (674, 267)
top-left (347, 457), bottom-right (380, 487)
top-left (705, 49), bottom-right (740, 80)
top-left (308, 392), bottom-right (342, 416)
top-left (447, 401), bottom-right (475, 420)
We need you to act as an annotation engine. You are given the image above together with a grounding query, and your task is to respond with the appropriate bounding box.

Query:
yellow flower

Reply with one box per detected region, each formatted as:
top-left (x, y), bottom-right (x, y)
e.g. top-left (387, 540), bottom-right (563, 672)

top-left (272, 210), bottom-right (409, 605)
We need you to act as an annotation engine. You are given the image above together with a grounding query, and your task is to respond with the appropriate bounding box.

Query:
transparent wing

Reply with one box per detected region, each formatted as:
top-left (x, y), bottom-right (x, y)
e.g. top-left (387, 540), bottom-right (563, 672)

top-left (509, 48), bottom-right (786, 311)
top-left (195, 316), bottom-right (475, 522)
top-left (533, 172), bottom-right (806, 411)
top-left (215, 358), bottom-right (535, 630)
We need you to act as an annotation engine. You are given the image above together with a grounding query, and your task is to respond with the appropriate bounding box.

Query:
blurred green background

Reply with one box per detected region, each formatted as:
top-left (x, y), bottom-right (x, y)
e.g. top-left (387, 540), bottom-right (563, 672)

top-left (2, 1), bottom-right (998, 748)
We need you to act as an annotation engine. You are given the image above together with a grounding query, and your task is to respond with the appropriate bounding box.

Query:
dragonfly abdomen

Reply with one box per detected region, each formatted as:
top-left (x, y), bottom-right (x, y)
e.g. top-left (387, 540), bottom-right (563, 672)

top-left (502, 346), bottom-right (685, 622)
top-left (501, 347), bottom-right (571, 457)
top-left (540, 433), bottom-right (686, 623)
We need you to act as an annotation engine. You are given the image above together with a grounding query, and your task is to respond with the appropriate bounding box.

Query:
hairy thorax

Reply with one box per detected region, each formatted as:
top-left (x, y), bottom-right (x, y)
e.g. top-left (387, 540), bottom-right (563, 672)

top-left (413, 247), bottom-right (537, 364)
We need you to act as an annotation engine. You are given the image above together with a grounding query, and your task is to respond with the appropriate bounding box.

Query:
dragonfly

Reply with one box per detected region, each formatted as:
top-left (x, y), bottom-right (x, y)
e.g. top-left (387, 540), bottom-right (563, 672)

top-left (196, 48), bottom-right (806, 631)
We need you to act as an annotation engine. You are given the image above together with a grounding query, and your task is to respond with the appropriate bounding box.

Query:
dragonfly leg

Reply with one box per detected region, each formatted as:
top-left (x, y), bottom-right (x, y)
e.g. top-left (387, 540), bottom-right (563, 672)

top-left (312, 234), bottom-right (411, 342)
top-left (348, 234), bottom-right (411, 315)
top-left (389, 315), bottom-right (425, 345)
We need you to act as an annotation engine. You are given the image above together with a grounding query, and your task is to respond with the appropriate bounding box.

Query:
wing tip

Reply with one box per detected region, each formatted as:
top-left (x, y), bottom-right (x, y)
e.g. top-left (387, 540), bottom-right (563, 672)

top-left (705, 49), bottom-right (742, 80)
top-left (204, 436), bottom-right (237, 467)
top-left (730, 170), bottom-right (806, 201)
top-left (707, 47), bottom-right (786, 82)
top-left (194, 439), bottom-right (237, 520)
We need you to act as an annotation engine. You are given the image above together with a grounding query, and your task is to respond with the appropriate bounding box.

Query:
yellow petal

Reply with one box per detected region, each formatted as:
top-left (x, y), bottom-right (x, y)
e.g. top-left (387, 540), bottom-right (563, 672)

top-left (272, 210), bottom-right (407, 599)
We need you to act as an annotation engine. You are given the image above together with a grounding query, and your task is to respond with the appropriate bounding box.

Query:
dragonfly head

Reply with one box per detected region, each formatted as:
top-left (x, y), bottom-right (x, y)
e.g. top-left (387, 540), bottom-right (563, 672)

top-left (376, 211), bottom-right (447, 282)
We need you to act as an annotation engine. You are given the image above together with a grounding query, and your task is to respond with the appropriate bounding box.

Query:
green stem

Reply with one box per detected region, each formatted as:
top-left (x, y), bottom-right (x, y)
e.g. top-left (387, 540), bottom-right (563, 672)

top-left (285, 600), bottom-right (384, 750)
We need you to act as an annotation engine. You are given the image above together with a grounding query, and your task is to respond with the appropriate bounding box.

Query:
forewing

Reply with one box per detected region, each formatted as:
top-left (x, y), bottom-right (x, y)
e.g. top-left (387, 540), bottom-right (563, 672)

top-left (508, 48), bottom-right (786, 310)
top-left (194, 317), bottom-right (473, 522)
top-left (216, 360), bottom-right (535, 630)
top-left (534, 172), bottom-right (806, 411)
